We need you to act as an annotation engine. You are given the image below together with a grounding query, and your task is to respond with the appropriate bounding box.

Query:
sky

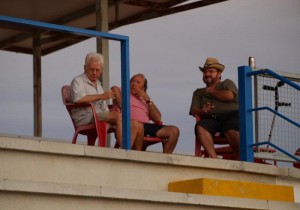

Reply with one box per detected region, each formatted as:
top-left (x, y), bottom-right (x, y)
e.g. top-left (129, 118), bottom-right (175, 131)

top-left (0, 0), bottom-right (300, 156)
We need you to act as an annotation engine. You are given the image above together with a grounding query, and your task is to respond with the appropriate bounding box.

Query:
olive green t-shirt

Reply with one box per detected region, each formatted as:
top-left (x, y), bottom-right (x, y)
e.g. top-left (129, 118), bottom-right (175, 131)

top-left (189, 79), bottom-right (239, 115)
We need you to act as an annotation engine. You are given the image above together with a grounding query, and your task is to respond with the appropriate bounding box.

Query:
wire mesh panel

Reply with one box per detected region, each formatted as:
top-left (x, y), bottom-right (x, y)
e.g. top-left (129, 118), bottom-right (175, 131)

top-left (254, 71), bottom-right (300, 162)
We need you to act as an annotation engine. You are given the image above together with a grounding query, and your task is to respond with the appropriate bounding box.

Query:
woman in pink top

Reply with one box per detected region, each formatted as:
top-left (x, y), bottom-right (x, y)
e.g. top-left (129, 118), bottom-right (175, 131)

top-left (112, 74), bottom-right (179, 154)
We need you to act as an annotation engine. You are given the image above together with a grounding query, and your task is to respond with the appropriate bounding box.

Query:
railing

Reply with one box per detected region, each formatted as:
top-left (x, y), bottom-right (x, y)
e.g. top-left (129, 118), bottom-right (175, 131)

top-left (238, 66), bottom-right (300, 163)
top-left (0, 15), bottom-right (132, 149)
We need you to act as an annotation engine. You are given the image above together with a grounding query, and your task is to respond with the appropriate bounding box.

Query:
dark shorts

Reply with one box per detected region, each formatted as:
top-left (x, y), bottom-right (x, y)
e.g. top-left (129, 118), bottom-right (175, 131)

top-left (195, 111), bottom-right (239, 136)
top-left (144, 123), bottom-right (165, 137)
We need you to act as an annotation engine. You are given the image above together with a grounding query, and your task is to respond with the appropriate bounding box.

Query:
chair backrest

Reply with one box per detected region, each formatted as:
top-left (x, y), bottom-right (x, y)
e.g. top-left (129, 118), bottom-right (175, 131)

top-left (61, 85), bottom-right (78, 129)
top-left (194, 115), bottom-right (277, 163)
top-left (61, 85), bottom-right (111, 147)
top-left (61, 85), bottom-right (72, 105)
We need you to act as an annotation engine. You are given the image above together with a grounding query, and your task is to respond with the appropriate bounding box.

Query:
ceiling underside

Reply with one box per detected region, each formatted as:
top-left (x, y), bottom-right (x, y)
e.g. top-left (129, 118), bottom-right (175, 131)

top-left (0, 0), bottom-right (228, 56)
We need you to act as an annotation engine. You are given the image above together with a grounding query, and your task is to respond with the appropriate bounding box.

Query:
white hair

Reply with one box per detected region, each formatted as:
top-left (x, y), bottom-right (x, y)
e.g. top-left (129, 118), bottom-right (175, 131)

top-left (85, 52), bottom-right (104, 66)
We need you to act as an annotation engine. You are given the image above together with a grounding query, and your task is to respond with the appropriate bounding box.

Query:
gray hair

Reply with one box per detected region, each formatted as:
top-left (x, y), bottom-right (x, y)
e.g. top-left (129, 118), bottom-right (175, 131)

top-left (131, 73), bottom-right (148, 91)
top-left (85, 52), bottom-right (104, 66)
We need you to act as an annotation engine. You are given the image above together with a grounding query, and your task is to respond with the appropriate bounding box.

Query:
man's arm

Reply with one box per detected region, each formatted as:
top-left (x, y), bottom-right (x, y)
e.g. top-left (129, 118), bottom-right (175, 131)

top-left (138, 91), bottom-right (161, 122)
top-left (206, 79), bottom-right (238, 102)
top-left (132, 88), bottom-right (161, 122)
top-left (190, 106), bottom-right (202, 116)
top-left (111, 86), bottom-right (122, 109)
top-left (190, 102), bottom-right (214, 116)
top-left (205, 88), bottom-right (234, 102)
top-left (71, 76), bottom-right (114, 104)
top-left (75, 91), bottom-right (113, 104)
top-left (147, 100), bottom-right (161, 122)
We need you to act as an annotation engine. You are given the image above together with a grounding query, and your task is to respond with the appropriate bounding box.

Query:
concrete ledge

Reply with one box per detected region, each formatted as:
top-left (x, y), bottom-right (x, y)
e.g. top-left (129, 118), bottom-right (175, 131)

top-left (1, 135), bottom-right (300, 204)
top-left (0, 135), bottom-right (295, 178)
top-left (1, 179), bottom-right (300, 210)
top-left (168, 178), bottom-right (294, 202)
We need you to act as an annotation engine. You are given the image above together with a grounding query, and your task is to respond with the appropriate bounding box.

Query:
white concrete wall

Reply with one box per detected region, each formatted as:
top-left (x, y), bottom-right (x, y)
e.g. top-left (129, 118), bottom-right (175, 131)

top-left (1, 135), bottom-right (300, 210)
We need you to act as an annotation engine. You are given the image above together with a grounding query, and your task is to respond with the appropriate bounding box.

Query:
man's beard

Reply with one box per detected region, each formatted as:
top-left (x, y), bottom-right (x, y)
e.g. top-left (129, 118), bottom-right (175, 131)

top-left (203, 76), bottom-right (216, 85)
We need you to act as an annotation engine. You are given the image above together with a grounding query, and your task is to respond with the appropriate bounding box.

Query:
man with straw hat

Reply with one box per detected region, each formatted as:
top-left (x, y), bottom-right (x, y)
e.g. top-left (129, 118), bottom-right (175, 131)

top-left (189, 58), bottom-right (240, 160)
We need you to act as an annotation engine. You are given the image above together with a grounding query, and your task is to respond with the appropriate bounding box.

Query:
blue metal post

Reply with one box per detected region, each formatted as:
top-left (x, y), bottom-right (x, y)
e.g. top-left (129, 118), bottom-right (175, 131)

top-left (0, 15), bottom-right (127, 41)
top-left (120, 38), bottom-right (131, 150)
top-left (238, 66), bottom-right (254, 162)
top-left (0, 15), bottom-right (132, 149)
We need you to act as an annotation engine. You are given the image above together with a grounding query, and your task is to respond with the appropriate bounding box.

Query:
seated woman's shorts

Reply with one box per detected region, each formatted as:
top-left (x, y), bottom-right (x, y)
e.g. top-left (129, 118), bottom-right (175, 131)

top-left (144, 123), bottom-right (165, 137)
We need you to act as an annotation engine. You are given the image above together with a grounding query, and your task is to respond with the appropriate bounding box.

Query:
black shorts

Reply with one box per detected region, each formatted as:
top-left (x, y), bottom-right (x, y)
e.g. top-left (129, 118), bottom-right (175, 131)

top-left (144, 123), bottom-right (165, 137)
top-left (195, 111), bottom-right (239, 136)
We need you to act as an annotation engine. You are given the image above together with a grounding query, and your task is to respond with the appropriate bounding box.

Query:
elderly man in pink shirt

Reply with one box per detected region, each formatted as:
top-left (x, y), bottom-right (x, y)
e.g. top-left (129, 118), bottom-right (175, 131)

top-left (112, 74), bottom-right (179, 154)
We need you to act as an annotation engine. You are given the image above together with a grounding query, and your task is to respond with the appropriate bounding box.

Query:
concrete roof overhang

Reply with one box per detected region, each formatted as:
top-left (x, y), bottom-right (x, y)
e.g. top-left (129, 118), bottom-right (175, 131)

top-left (0, 0), bottom-right (229, 138)
top-left (0, 0), bottom-right (228, 55)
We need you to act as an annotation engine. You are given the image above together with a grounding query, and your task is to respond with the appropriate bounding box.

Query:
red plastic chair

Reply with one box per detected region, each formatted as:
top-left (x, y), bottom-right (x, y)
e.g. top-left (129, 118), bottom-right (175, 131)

top-left (142, 121), bottom-right (165, 151)
top-left (110, 98), bottom-right (164, 151)
top-left (194, 115), bottom-right (276, 164)
top-left (114, 121), bottom-right (164, 151)
top-left (293, 148), bottom-right (300, 169)
top-left (61, 85), bottom-right (114, 147)
top-left (194, 115), bottom-right (233, 159)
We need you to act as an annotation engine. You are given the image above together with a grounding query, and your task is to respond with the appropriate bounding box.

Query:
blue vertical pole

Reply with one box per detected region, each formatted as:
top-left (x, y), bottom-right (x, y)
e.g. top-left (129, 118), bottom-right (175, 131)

top-left (120, 38), bottom-right (131, 150)
top-left (238, 66), bottom-right (254, 162)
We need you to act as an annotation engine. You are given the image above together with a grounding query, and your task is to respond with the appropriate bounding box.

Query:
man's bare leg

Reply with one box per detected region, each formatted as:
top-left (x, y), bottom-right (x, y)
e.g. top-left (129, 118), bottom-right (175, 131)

top-left (132, 121), bottom-right (144, 151)
top-left (156, 125), bottom-right (179, 154)
top-left (225, 130), bottom-right (240, 160)
top-left (106, 111), bottom-right (122, 146)
top-left (196, 125), bottom-right (218, 158)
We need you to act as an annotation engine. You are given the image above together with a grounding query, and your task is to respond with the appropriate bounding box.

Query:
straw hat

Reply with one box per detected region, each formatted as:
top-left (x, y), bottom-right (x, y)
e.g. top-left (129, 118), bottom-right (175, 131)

top-left (199, 57), bottom-right (225, 73)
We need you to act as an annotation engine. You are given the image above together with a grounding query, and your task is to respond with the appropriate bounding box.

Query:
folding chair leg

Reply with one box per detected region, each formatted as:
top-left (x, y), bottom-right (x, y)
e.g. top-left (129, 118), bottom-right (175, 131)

top-left (87, 135), bottom-right (97, 146)
top-left (142, 144), bottom-right (147, 151)
top-left (97, 121), bottom-right (107, 147)
top-left (72, 132), bottom-right (79, 144)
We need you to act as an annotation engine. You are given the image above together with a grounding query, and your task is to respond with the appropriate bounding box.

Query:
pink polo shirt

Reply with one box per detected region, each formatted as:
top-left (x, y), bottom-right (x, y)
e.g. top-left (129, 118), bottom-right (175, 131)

top-left (130, 94), bottom-right (150, 123)
top-left (117, 87), bottom-right (150, 123)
